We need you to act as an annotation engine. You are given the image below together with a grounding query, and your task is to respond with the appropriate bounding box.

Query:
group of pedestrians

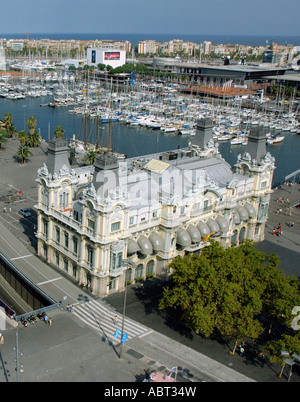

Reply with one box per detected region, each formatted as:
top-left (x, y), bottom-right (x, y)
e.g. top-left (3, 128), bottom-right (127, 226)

top-left (2, 206), bottom-right (11, 213)
top-left (43, 313), bottom-right (53, 326)
top-left (272, 223), bottom-right (283, 236)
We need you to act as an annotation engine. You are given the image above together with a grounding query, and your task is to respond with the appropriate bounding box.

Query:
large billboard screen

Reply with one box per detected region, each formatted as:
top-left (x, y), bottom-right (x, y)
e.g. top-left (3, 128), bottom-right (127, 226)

top-left (104, 52), bottom-right (120, 61)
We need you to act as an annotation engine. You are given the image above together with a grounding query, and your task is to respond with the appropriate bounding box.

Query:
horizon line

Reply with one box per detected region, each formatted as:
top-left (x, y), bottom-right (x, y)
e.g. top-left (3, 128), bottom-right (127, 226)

top-left (0, 32), bottom-right (299, 37)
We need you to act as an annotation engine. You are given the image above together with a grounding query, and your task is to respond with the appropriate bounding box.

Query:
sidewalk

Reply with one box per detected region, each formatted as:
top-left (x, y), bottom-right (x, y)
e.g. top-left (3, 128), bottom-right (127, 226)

top-left (0, 218), bottom-right (255, 382)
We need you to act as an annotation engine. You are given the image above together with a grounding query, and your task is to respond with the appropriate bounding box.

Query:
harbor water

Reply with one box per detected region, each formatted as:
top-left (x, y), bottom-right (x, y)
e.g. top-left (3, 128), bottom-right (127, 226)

top-left (0, 95), bottom-right (299, 186)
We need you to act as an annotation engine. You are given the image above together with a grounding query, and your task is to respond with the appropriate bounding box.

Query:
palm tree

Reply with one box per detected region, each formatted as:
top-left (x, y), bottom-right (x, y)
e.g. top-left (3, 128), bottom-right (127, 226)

top-left (27, 130), bottom-right (41, 148)
top-left (54, 125), bottom-right (64, 138)
top-left (27, 116), bottom-right (37, 135)
top-left (0, 129), bottom-right (8, 150)
top-left (83, 148), bottom-right (96, 165)
top-left (18, 130), bottom-right (28, 145)
top-left (16, 144), bottom-right (32, 164)
top-left (3, 113), bottom-right (15, 137)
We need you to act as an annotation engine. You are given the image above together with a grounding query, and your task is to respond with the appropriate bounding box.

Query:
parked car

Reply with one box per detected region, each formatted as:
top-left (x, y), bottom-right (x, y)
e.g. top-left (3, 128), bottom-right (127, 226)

top-left (19, 208), bottom-right (32, 218)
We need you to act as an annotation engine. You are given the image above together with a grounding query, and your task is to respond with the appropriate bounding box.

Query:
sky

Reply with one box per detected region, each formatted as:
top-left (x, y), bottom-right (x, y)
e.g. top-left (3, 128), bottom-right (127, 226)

top-left (2, 0), bottom-right (300, 36)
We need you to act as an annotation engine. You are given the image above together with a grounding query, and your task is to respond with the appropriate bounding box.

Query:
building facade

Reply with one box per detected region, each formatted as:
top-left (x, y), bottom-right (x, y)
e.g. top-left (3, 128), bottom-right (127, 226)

top-left (86, 48), bottom-right (126, 69)
top-left (35, 121), bottom-right (275, 297)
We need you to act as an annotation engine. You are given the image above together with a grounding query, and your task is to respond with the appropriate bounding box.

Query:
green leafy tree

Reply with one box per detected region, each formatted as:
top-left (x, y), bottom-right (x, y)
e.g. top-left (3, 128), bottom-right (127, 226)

top-left (83, 148), bottom-right (96, 165)
top-left (26, 116), bottom-right (41, 147)
top-left (159, 240), bottom-right (293, 353)
top-left (3, 113), bottom-right (16, 137)
top-left (16, 144), bottom-right (32, 164)
top-left (26, 129), bottom-right (41, 148)
top-left (266, 333), bottom-right (300, 364)
top-left (0, 129), bottom-right (8, 150)
top-left (54, 125), bottom-right (64, 138)
top-left (18, 130), bottom-right (28, 145)
top-left (27, 116), bottom-right (37, 135)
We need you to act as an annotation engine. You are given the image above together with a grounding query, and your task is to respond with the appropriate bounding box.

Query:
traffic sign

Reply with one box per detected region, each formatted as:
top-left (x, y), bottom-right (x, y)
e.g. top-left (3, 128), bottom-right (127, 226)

top-left (114, 329), bottom-right (121, 338)
top-left (121, 333), bottom-right (128, 343)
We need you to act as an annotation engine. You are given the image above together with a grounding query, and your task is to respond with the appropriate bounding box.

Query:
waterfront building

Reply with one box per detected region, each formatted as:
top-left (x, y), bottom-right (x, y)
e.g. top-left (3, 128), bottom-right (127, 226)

top-left (138, 40), bottom-right (157, 55)
top-left (87, 48), bottom-right (126, 69)
top-left (35, 120), bottom-right (275, 297)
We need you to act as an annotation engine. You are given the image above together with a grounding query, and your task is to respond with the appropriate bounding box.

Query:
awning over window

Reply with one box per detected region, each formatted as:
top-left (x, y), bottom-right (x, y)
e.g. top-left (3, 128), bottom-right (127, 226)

top-left (197, 221), bottom-right (210, 238)
top-left (137, 235), bottom-right (153, 255)
top-left (149, 232), bottom-right (164, 251)
top-left (245, 202), bottom-right (256, 218)
top-left (236, 205), bottom-right (249, 221)
top-left (176, 228), bottom-right (191, 247)
top-left (187, 225), bottom-right (201, 243)
top-left (206, 218), bottom-right (220, 233)
top-left (127, 239), bottom-right (140, 255)
top-left (215, 215), bottom-right (229, 232)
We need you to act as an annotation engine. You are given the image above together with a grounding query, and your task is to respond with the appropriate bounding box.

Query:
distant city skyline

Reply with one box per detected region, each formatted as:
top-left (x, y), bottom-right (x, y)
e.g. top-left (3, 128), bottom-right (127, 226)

top-left (5, 0), bottom-right (300, 37)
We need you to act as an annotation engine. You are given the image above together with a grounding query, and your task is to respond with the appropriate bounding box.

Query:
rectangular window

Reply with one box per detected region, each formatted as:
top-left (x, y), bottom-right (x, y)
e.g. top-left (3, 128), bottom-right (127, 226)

top-left (111, 252), bottom-right (123, 269)
top-left (74, 210), bottom-right (80, 222)
top-left (261, 181), bottom-right (267, 188)
top-left (72, 264), bottom-right (77, 279)
top-left (43, 219), bottom-right (48, 237)
top-left (111, 221), bottom-right (121, 232)
top-left (109, 278), bottom-right (117, 292)
top-left (60, 192), bottom-right (69, 209)
top-left (88, 219), bottom-right (95, 230)
top-left (64, 232), bottom-right (69, 249)
top-left (56, 227), bottom-right (60, 243)
top-left (73, 237), bottom-right (78, 254)
top-left (129, 216), bottom-right (134, 225)
top-left (87, 247), bottom-right (94, 265)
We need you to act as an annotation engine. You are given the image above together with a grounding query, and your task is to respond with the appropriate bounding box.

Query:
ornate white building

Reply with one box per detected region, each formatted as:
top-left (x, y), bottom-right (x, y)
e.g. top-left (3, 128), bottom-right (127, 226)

top-left (35, 120), bottom-right (275, 297)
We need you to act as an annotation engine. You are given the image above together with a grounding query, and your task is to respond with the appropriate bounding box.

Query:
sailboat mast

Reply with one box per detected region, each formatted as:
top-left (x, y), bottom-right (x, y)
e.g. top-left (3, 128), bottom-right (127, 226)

top-left (107, 77), bottom-right (113, 152)
top-left (84, 69), bottom-right (89, 148)
top-left (108, 113), bottom-right (111, 152)
top-left (84, 111), bottom-right (87, 148)
top-left (96, 112), bottom-right (99, 150)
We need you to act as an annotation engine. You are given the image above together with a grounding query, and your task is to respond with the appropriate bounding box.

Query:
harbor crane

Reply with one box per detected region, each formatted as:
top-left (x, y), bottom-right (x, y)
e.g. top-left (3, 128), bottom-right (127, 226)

top-left (20, 32), bottom-right (29, 40)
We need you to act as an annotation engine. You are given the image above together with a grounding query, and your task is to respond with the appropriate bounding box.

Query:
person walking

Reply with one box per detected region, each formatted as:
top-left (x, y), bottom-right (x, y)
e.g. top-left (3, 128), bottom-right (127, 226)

top-left (114, 315), bottom-right (118, 325)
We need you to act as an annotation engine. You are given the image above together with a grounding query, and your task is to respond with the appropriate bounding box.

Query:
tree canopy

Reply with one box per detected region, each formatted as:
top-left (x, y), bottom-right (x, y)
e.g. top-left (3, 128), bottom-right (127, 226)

top-left (159, 240), bottom-right (300, 356)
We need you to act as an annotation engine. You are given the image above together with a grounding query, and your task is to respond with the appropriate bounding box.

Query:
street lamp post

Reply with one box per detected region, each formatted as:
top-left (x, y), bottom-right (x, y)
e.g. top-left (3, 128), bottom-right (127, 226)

top-left (119, 259), bottom-right (136, 359)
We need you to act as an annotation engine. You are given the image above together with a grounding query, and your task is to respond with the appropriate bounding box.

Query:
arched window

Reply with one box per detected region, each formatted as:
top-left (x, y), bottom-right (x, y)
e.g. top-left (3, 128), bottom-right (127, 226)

top-left (135, 264), bottom-right (143, 279)
top-left (239, 227), bottom-right (246, 242)
top-left (231, 230), bottom-right (238, 245)
top-left (146, 260), bottom-right (154, 276)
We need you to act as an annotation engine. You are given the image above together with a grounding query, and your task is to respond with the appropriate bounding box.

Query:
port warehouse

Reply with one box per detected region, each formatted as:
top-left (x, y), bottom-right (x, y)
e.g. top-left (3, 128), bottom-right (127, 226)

top-left (139, 58), bottom-right (288, 84)
top-left (0, 250), bottom-right (60, 320)
top-left (87, 59), bottom-right (292, 98)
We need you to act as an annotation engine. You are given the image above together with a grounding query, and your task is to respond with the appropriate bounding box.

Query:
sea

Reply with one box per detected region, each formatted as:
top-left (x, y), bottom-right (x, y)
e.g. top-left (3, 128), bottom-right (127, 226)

top-left (0, 94), bottom-right (299, 187)
top-left (1, 33), bottom-right (300, 47)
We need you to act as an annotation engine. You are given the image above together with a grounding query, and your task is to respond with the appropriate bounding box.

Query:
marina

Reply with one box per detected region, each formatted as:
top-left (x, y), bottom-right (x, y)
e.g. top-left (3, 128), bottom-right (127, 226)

top-left (0, 71), bottom-right (299, 186)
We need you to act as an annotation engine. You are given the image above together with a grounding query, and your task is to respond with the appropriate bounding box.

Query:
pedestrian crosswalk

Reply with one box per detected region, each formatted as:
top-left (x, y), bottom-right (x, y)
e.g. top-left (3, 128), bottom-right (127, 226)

top-left (72, 299), bottom-right (153, 342)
